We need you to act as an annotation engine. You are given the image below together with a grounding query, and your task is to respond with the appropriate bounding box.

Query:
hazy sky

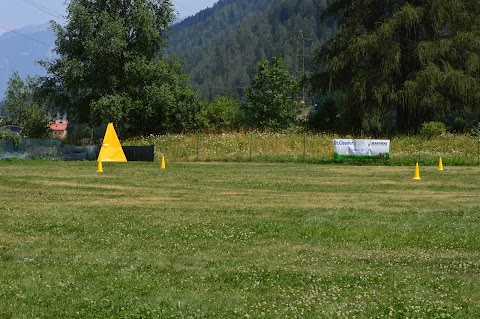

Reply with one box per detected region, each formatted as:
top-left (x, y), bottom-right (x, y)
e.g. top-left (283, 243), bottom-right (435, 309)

top-left (0, 0), bottom-right (218, 35)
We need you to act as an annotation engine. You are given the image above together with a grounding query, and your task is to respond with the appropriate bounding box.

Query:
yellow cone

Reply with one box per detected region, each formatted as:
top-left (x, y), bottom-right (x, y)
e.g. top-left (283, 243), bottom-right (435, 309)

top-left (160, 155), bottom-right (166, 169)
top-left (413, 162), bottom-right (421, 180)
top-left (438, 157), bottom-right (444, 171)
top-left (97, 160), bottom-right (103, 173)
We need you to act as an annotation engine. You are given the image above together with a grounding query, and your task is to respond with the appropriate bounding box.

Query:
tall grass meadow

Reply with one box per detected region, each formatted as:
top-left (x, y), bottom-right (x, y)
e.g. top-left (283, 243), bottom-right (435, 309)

top-left (125, 132), bottom-right (480, 165)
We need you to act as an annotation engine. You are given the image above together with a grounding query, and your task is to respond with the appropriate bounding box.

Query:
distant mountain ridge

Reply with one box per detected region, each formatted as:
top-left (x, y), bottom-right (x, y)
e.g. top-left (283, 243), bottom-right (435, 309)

top-left (0, 23), bottom-right (55, 99)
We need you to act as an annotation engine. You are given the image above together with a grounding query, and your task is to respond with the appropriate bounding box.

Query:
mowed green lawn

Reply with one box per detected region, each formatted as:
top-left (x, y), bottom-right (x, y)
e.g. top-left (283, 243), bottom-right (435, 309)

top-left (1, 160), bottom-right (479, 318)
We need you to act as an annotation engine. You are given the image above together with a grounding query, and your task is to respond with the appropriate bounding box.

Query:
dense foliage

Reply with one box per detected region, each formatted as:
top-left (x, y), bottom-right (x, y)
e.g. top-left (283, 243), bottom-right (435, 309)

top-left (196, 96), bottom-right (241, 132)
top-left (311, 0), bottom-right (480, 134)
top-left (243, 57), bottom-right (298, 130)
top-left (169, 0), bottom-right (330, 101)
top-left (2, 72), bottom-right (51, 138)
top-left (39, 0), bottom-right (199, 137)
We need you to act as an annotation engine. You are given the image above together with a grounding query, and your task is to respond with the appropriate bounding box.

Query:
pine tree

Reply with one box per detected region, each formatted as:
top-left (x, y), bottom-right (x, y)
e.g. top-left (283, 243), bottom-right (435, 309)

top-left (311, 0), bottom-right (480, 133)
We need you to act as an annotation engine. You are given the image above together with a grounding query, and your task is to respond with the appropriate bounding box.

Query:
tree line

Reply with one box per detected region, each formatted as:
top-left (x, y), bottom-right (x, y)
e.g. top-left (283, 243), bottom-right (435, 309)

top-left (1, 0), bottom-right (480, 140)
top-left (311, 0), bottom-right (480, 135)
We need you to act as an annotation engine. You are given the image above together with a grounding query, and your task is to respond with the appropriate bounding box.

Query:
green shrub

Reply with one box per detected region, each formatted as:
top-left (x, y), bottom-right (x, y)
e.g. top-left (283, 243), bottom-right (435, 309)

top-left (0, 130), bottom-right (22, 143)
top-left (471, 122), bottom-right (480, 138)
top-left (451, 117), bottom-right (468, 133)
top-left (196, 97), bottom-right (241, 132)
top-left (420, 121), bottom-right (446, 138)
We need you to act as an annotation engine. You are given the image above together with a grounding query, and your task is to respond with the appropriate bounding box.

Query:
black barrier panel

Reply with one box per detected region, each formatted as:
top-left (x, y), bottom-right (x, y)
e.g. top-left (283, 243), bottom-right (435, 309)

top-left (122, 145), bottom-right (154, 162)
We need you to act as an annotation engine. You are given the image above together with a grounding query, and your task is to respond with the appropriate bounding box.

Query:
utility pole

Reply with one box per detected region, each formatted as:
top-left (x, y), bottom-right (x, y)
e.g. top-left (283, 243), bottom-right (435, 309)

top-left (295, 31), bottom-right (313, 110)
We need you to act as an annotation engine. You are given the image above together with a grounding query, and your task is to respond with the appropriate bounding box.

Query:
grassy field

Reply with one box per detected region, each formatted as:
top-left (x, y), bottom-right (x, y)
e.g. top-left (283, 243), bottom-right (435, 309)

top-left (1, 160), bottom-right (479, 318)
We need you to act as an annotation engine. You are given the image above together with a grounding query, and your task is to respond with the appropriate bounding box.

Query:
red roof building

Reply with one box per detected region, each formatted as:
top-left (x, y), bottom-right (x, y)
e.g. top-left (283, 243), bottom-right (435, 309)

top-left (49, 119), bottom-right (68, 139)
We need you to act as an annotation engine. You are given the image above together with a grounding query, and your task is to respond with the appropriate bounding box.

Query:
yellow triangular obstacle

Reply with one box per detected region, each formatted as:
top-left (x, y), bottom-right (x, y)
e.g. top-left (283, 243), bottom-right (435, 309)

top-left (97, 123), bottom-right (127, 162)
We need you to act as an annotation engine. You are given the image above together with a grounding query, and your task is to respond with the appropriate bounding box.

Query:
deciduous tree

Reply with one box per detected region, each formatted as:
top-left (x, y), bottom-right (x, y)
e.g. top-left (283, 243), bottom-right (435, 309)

top-left (243, 57), bottom-right (298, 130)
top-left (40, 0), bottom-right (198, 137)
top-left (2, 72), bottom-right (50, 138)
top-left (196, 96), bottom-right (240, 132)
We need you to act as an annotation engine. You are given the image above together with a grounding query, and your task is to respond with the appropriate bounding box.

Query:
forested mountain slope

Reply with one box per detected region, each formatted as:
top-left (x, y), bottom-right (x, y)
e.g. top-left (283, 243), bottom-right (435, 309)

top-left (168, 0), bottom-right (332, 100)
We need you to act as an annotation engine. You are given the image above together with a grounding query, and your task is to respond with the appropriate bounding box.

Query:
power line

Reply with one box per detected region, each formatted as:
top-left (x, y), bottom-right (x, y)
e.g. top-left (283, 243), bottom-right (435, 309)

top-left (0, 25), bottom-right (52, 46)
top-left (22, 0), bottom-right (66, 21)
top-left (295, 30), bottom-right (313, 107)
top-left (2, 1), bottom-right (206, 47)
top-left (171, 0), bottom-right (195, 15)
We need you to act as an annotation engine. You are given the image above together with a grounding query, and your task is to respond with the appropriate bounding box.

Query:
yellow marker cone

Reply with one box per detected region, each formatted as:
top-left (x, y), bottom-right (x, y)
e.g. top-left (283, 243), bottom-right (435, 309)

top-left (161, 155), bottom-right (166, 169)
top-left (413, 162), bottom-right (421, 180)
top-left (97, 123), bottom-right (127, 163)
top-left (97, 160), bottom-right (103, 173)
top-left (438, 157), bottom-right (444, 171)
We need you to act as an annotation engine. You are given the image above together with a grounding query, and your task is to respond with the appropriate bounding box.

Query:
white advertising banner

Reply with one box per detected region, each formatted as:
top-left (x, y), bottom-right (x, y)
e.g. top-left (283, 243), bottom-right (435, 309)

top-left (333, 139), bottom-right (390, 159)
